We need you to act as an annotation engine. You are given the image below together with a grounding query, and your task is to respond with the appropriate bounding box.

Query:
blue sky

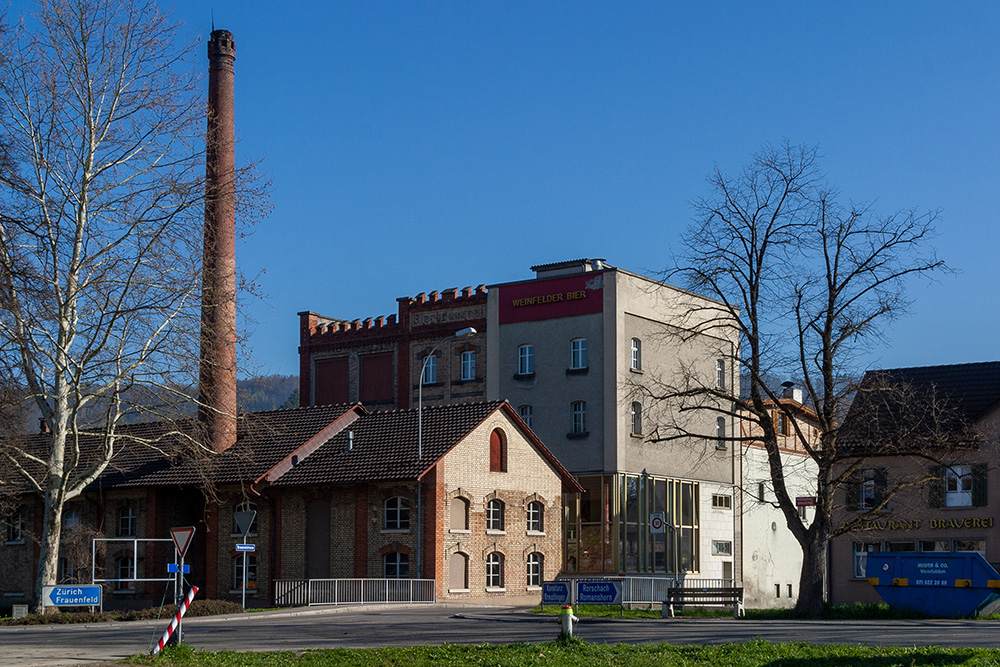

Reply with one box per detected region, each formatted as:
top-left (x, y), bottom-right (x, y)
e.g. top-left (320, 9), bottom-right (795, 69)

top-left (15, 1), bottom-right (1000, 376)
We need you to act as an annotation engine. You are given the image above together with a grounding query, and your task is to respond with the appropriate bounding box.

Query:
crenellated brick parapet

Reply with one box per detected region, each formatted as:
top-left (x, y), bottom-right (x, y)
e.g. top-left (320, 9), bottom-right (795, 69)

top-left (298, 285), bottom-right (488, 409)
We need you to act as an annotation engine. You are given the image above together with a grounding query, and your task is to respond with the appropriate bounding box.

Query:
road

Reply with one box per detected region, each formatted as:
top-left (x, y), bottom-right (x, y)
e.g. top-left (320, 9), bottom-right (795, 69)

top-left (4, 605), bottom-right (1000, 666)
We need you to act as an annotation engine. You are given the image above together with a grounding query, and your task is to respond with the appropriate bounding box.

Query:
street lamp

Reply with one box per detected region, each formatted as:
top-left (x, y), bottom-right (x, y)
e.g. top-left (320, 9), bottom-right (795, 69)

top-left (417, 327), bottom-right (476, 460)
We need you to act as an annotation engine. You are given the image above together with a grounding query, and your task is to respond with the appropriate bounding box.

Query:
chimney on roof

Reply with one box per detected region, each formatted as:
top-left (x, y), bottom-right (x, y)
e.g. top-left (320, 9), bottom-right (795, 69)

top-left (781, 381), bottom-right (803, 404)
top-left (198, 29), bottom-right (238, 453)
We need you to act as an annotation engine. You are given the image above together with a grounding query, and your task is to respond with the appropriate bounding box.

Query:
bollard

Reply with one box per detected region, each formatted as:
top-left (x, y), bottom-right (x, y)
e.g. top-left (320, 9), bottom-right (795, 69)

top-left (559, 604), bottom-right (579, 638)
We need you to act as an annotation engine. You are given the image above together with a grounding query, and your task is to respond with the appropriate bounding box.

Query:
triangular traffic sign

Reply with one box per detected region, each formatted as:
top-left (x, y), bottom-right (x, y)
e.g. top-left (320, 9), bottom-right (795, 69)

top-left (233, 511), bottom-right (257, 538)
top-left (170, 526), bottom-right (196, 558)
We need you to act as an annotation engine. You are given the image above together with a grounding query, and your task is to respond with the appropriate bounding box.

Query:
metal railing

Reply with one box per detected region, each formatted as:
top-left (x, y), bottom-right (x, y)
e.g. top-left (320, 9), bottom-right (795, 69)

top-left (556, 575), bottom-right (740, 606)
top-left (274, 578), bottom-right (435, 607)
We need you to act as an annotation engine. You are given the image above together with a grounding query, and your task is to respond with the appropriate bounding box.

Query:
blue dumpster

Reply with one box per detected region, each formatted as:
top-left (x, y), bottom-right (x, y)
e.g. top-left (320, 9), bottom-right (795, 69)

top-left (866, 552), bottom-right (1000, 617)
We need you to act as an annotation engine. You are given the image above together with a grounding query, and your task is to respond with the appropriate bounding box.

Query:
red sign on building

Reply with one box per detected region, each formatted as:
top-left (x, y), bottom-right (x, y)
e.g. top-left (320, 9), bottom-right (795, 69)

top-left (498, 273), bottom-right (604, 324)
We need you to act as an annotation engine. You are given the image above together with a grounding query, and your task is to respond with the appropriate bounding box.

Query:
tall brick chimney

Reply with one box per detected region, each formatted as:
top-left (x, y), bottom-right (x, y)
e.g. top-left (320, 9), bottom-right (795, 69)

top-left (199, 29), bottom-right (238, 453)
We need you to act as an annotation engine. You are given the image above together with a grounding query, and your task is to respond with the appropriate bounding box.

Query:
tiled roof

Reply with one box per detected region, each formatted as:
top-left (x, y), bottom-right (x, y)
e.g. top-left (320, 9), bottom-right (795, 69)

top-left (271, 401), bottom-right (504, 487)
top-left (0, 404), bottom-right (358, 492)
top-left (840, 361), bottom-right (1000, 452)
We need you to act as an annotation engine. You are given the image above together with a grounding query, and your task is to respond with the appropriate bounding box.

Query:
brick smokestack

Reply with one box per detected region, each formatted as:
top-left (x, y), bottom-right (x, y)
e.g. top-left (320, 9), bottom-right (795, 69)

top-left (199, 29), bottom-right (238, 453)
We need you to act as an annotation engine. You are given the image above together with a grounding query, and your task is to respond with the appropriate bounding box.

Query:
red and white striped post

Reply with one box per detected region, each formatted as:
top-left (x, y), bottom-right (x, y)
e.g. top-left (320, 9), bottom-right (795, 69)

top-left (152, 585), bottom-right (198, 656)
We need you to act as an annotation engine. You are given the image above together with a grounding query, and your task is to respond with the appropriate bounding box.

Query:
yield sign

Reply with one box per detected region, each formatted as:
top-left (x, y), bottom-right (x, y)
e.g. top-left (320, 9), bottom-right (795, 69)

top-left (171, 526), bottom-right (196, 558)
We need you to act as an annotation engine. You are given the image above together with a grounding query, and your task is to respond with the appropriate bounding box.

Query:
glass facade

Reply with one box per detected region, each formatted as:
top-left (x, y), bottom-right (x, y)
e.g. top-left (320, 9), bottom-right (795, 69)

top-left (563, 473), bottom-right (700, 574)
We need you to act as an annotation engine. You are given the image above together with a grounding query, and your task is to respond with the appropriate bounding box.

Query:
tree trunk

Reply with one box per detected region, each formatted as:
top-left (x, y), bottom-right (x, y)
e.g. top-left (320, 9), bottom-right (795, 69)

top-left (795, 532), bottom-right (828, 617)
top-left (33, 481), bottom-right (65, 614)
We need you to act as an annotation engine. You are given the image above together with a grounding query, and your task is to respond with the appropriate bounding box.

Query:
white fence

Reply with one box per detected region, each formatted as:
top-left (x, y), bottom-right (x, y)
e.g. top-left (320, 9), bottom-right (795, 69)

top-left (274, 578), bottom-right (435, 607)
top-left (557, 576), bottom-right (741, 606)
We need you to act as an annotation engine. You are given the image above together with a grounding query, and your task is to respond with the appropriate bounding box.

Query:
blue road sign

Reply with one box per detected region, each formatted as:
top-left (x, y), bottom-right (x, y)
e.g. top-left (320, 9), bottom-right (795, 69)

top-left (167, 563), bottom-right (191, 574)
top-left (542, 582), bottom-right (571, 604)
top-left (575, 580), bottom-right (622, 605)
top-left (44, 585), bottom-right (101, 607)
top-left (236, 543), bottom-right (255, 552)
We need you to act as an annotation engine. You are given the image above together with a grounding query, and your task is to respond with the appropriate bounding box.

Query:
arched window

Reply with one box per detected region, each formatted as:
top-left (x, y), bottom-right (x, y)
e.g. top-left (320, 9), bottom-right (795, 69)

top-left (450, 497), bottom-right (469, 531)
top-left (716, 417), bottom-right (727, 449)
top-left (630, 402), bottom-right (642, 435)
top-left (486, 499), bottom-right (505, 532)
top-left (526, 501), bottom-right (544, 533)
top-left (422, 354), bottom-right (437, 384)
top-left (518, 405), bottom-right (533, 428)
top-left (527, 552), bottom-right (544, 587)
top-left (233, 555), bottom-right (257, 591)
top-left (117, 505), bottom-right (136, 537)
top-left (233, 500), bottom-right (258, 535)
top-left (490, 428), bottom-right (507, 472)
top-left (570, 338), bottom-right (587, 370)
top-left (449, 552), bottom-right (469, 590)
top-left (384, 497), bottom-right (410, 530)
top-left (384, 551), bottom-right (410, 578)
top-left (486, 551), bottom-right (504, 588)
top-left (571, 401), bottom-right (587, 434)
top-left (630, 338), bottom-right (642, 370)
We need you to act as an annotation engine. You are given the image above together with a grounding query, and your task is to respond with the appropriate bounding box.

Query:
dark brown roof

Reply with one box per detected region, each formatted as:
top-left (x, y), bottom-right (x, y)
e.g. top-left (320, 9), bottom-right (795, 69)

top-left (270, 400), bottom-right (501, 487)
top-left (840, 361), bottom-right (1000, 453)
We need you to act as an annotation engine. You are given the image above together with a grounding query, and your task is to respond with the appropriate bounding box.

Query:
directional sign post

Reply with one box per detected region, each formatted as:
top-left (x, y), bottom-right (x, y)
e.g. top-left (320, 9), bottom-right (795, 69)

top-left (542, 581), bottom-right (571, 606)
top-left (233, 510), bottom-right (257, 610)
top-left (43, 585), bottom-right (102, 607)
top-left (575, 580), bottom-right (622, 605)
top-left (169, 526), bottom-right (196, 645)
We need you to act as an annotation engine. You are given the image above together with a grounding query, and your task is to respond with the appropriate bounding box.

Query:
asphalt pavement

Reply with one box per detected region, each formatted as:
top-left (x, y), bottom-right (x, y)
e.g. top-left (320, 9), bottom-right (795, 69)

top-left (4, 604), bottom-right (1000, 666)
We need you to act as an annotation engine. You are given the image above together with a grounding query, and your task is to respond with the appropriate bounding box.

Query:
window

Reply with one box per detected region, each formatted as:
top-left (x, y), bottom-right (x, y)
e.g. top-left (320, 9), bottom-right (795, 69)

top-left (920, 540), bottom-right (951, 552)
top-left (233, 501), bottom-right (258, 535)
top-left (716, 359), bottom-right (726, 389)
top-left (460, 350), bottom-right (476, 381)
top-left (63, 508), bottom-right (80, 528)
top-left (518, 405), bottom-right (533, 428)
top-left (787, 584), bottom-right (793, 598)
top-left (117, 505), bottom-right (136, 538)
top-left (450, 497), bottom-right (469, 531)
top-left (384, 497), bottom-right (410, 530)
top-left (486, 551), bottom-right (504, 588)
top-left (4, 510), bottom-right (23, 543)
top-left (59, 557), bottom-right (79, 584)
top-left (449, 552), bottom-right (468, 590)
top-left (630, 402), bottom-right (642, 436)
top-left (849, 468), bottom-right (886, 511)
top-left (384, 551), bottom-right (410, 578)
top-left (630, 338), bottom-right (642, 371)
top-left (527, 552), bottom-right (543, 587)
top-left (116, 556), bottom-right (135, 590)
top-left (233, 555), bottom-right (257, 591)
top-left (711, 540), bottom-right (732, 556)
top-left (712, 494), bottom-right (732, 510)
top-left (571, 401), bottom-right (587, 435)
top-left (955, 539), bottom-right (987, 555)
top-left (716, 417), bottom-right (727, 449)
top-left (422, 354), bottom-right (437, 384)
top-left (853, 542), bottom-right (881, 578)
top-left (775, 584), bottom-right (781, 598)
top-left (775, 411), bottom-right (789, 435)
top-left (517, 345), bottom-right (534, 375)
top-left (527, 501), bottom-right (544, 533)
top-left (489, 428), bottom-right (507, 473)
top-left (946, 465), bottom-right (973, 507)
top-left (758, 482), bottom-right (766, 503)
top-left (798, 504), bottom-right (808, 519)
top-left (486, 499), bottom-right (505, 532)
top-left (570, 338), bottom-right (587, 370)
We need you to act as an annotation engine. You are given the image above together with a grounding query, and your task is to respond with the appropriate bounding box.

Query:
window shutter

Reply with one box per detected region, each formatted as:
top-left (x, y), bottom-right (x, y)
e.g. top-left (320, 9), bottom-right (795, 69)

top-left (845, 473), bottom-right (859, 511)
top-left (874, 468), bottom-right (888, 507)
top-left (490, 431), bottom-right (501, 472)
top-left (929, 465), bottom-right (945, 508)
top-left (973, 463), bottom-right (988, 507)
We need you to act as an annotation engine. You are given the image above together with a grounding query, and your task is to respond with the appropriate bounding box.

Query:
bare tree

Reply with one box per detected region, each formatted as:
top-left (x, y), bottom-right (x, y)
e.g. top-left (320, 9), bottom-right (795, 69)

top-left (641, 142), bottom-right (948, 615)
top-left (0, 0), bottom-right (213, 611)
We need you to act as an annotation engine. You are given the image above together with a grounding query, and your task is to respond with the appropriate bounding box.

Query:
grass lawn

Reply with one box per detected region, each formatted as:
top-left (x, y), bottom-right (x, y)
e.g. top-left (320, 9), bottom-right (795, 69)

top-left (123, 640), bottom-right (1000, 666)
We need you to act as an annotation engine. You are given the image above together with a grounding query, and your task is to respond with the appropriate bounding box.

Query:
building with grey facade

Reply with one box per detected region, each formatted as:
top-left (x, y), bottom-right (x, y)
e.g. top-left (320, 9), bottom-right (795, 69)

top-left (486, 259), bottom-right (741, 581)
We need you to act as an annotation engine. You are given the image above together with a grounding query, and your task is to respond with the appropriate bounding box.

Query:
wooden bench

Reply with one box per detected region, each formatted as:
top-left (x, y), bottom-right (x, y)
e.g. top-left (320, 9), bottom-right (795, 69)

top-left (663, 587), bottom-right (745, 618)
